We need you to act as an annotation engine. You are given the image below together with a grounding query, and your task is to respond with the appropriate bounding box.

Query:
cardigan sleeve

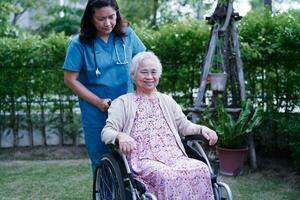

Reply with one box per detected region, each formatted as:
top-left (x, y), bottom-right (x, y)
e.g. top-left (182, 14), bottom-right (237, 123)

top-left (101, 97), bottom-right (127, 145)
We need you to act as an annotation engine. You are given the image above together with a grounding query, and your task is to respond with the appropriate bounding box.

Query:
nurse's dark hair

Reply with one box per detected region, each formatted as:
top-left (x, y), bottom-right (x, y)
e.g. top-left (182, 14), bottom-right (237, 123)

top-left (79, 0), bottom-right (127, 44)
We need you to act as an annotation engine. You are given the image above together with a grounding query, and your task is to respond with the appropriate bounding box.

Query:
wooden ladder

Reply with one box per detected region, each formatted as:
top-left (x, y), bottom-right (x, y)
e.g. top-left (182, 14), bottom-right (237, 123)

top-left (188, 0), bottom-right (257, 170)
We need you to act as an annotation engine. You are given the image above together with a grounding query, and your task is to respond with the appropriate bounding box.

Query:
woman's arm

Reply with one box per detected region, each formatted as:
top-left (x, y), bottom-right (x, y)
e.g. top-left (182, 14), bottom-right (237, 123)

top-left (101, 97), bottom-right (136, 154)
top-left (168, 96), bottom-right (218, 145)
top-left (64, 70), bottom-right (111, 112)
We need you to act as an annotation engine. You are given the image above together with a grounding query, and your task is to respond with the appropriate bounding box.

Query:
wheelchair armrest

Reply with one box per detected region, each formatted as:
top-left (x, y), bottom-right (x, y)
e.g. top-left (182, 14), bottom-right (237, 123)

top-left (106, 138), bottom-right (120, 151)
top-left (181, 134), bottom-right (206, 143)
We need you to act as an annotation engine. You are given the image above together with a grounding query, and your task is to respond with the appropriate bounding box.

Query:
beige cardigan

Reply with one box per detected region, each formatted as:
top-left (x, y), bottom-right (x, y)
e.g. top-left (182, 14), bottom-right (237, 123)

top-left (101, 92), bottom-right (203, 155)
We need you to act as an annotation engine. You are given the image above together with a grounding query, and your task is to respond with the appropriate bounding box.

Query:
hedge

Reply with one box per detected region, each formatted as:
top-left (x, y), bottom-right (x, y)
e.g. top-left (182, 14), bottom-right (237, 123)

top-left (0, 10), bottom-right (299, 167)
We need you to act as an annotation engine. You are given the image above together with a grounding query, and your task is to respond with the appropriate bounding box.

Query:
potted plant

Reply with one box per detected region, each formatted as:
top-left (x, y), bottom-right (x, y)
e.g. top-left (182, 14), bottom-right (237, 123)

top-left (200, 98), bottom-right (263, 176)
top-left (207, 52), bottom-right (227, 92)
top-left (208, 72), bottom-right (227, 92)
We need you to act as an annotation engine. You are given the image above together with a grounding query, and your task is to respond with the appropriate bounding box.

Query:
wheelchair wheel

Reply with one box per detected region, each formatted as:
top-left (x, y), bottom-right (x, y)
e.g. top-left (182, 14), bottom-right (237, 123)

top-left (93, 154), bottom-right (126, 200)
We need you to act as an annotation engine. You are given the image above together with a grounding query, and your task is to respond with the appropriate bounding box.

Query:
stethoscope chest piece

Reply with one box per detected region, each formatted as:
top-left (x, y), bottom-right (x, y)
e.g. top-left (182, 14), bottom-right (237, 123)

top-left (95, 68), bottom-right (101, 77)
top-left (93, 37), bottom-right (128, 77)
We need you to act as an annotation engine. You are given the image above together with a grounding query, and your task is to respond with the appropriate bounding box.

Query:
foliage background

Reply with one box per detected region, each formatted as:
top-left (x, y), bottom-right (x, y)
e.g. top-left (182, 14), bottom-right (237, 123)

top-left (0, 1), bottom-right (299, 169)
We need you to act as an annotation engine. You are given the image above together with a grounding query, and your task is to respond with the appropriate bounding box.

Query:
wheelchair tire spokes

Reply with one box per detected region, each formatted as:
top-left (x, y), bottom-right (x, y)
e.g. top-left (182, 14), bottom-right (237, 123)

top-left (98, 162), bottom-right (114, 198)
top-left (92, 148), bottom-right (231, 200)
top-left (93, 154), bottom-right (126, 200)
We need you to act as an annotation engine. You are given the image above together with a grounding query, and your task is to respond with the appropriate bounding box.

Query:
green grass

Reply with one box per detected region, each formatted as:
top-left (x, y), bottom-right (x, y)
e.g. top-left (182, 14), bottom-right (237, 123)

top-left (0, 160), bottom-right (92, 200)
top-left (0, 159), bottom-right (299, 200)
top-left (220, 169), bottom-right (300, 200)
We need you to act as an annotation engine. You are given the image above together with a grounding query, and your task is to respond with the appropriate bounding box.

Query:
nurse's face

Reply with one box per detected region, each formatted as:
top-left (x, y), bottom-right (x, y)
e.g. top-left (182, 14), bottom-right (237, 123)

top-left (135, 59), bottom-right (160, 95)
top-left (92, 6), bottom-right (117, 38)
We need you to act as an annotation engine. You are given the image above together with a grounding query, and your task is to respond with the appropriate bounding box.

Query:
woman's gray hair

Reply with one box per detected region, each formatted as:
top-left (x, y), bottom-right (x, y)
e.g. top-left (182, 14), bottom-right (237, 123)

top-left (130, 51), bottom-right (162, 80)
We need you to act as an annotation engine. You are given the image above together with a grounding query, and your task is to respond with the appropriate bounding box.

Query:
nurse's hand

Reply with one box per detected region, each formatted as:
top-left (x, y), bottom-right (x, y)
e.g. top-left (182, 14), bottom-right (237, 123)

top-left (116, 133), bottom-right (137, 155)
top-left (97, 98), bottom-right (111, 112)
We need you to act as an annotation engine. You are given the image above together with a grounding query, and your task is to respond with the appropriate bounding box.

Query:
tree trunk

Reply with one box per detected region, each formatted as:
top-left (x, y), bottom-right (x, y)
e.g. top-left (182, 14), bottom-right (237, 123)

top-left (151, 0), bottom-right (159, 26)
top-left (196, 1), bottom-right (205, 20)
top-left (26, 95), bottom-right (33, 147)
top-left (263, 0), bottom-right (272, 12)
top-left (39, 94), bottom-right (47, 146)
top-left (11, 9), bottom-right (27, 25)
top-left (10, 96), bottom-right (18, 147)
top-left (0, 106), bottom-right (3, 148)
top-left (275, 65), bottom-right (280, 112)
top-left (58, 95), bottom-right (64, 146)
top-left (67, 96), bottom-right (76, 146)
top-left (261, 67), bottom-right (266, 109)
top-left (190, 64), bottom-right (195, 105)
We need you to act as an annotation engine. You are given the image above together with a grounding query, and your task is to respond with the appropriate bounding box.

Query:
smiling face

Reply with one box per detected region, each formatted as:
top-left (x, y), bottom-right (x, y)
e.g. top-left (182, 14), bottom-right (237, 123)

top-left (135, 58), bottom-right (160, 95)
top-left (92, 6), bottom-right (117, 39)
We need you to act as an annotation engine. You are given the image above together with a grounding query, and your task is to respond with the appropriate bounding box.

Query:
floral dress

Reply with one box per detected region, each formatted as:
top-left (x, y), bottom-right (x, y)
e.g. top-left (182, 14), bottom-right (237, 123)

top-left (127, 94), bottom-right (214, 200)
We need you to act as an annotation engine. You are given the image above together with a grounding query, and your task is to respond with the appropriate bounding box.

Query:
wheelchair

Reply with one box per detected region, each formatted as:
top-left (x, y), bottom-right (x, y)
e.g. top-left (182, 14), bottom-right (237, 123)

top-left (93, 135), bottom-right (233, 200)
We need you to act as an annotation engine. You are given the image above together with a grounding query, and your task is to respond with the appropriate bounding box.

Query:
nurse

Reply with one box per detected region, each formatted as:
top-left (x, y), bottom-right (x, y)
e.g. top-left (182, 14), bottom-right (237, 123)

top-left (63, 0), bottom-right (146, 175)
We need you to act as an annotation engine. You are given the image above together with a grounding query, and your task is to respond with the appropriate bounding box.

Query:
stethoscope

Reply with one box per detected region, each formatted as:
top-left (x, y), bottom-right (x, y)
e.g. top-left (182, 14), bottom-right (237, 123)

top-left (93, 37), bottom-right (128, 77)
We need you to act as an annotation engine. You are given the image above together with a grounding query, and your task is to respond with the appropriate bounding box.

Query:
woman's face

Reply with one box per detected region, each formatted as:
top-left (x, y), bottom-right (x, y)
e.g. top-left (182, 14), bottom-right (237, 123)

top-left (92, 6), bottom-right (117, 37)
top-left (135, 59), bottom-right (160, 94)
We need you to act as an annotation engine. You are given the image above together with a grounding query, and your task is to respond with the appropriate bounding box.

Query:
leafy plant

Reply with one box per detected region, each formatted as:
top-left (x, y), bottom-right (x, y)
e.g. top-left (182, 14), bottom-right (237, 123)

top-left (201, 99), bottom-right (264, 148)
top-left (275, 113), bottom-right (300, 171)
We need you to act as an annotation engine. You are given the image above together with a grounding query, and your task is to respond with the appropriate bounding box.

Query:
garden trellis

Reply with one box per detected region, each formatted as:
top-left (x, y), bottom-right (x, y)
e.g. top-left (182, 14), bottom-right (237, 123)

top-left (188, 0), bottom-right (258, 170)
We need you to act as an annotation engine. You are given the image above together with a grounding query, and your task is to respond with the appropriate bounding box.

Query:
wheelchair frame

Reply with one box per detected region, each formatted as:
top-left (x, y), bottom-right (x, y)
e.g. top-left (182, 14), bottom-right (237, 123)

top-left (93, 149), bottom-right (157, 200)
top-left (93, 135), bottom-right (233, 200)
top-left (182, 135), bottom-right (233, 200)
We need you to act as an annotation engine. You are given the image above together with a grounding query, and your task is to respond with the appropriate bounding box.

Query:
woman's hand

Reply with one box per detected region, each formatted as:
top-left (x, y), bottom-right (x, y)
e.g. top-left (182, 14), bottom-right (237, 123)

top-left (97, 98), bottom-right (111, 112)
top-left (64, 70), bottom-right (111, 112)
top-left (201, 126), bottom-right (218, 146)
top-left (116, 133), bottom-right (137, 155)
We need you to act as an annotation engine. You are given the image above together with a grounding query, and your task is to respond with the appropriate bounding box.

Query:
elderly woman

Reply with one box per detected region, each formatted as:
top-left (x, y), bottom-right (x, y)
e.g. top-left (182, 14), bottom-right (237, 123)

top-left (102, 51), bottom-right (217, 200)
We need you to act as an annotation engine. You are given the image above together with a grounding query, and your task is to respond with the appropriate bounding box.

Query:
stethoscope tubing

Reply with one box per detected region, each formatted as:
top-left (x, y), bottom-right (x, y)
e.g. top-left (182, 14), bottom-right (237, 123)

top-left (93, 37), bottom-right (128, 77)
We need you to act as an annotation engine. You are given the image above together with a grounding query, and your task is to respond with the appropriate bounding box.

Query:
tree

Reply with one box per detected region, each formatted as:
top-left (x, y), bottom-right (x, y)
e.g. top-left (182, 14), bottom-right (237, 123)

top-left (250, 0), bottom-right (300, 12)
top-left (0, 1), bottom-right (25, 37)
top-left (119, 0), bottom-right (213, 27)
top-left (118, 0), bottom-right (152, 24)
top-left (118, 0), bottom-right (158, 26)
top-left (0, 0), bottom-right (50, 37)
top-left (263, 0), bottom-right (272, 11)
top-left (0, 0), bottom-right (83, 37)
top-left (2, 0), bottom-right (49, 26)
top-left (35, 5), bottom-right (83, 36)
top-left (178, 0), bottom-right (213, 20)
top-left (249, 0), bottom-right (264, 10)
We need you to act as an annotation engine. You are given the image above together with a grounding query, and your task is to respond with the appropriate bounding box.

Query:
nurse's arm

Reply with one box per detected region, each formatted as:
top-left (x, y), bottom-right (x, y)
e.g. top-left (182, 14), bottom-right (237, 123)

top-left (63, 70), bottom-right (111, 112)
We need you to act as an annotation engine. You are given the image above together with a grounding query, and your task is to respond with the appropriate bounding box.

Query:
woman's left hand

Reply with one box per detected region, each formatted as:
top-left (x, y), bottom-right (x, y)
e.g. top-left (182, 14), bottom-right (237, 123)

top-left (201, 126), bottom-right (218, 146)
top-left (116, 133), bottom-right (137, 155)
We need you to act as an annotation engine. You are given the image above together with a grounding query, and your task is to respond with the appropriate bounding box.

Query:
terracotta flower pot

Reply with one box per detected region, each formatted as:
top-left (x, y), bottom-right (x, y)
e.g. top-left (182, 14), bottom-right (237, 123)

top-left (217, 146), bottom-right (248, 176)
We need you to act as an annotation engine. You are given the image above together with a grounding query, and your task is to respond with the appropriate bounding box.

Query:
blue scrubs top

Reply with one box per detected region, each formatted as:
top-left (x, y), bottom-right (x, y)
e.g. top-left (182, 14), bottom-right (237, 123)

top-left (63, 27), bottom-right (146, 128)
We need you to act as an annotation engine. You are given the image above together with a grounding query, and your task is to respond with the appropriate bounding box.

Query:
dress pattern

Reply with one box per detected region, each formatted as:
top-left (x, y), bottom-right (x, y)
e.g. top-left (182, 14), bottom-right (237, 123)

top-left (127, 94), bottom-right (214, 200)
